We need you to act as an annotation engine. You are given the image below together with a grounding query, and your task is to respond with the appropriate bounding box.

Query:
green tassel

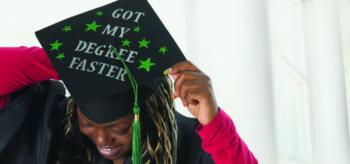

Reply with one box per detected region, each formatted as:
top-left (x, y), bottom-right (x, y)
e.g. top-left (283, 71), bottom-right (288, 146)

top-left (132, 105), bottom-right (142, 164)
top-left (113, 47), bottom-right (142, 164)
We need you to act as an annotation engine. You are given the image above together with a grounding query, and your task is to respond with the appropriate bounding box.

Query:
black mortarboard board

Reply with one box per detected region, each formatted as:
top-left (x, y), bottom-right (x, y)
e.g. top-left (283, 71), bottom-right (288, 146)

top-left (35, 0), bottom-right (186, 123)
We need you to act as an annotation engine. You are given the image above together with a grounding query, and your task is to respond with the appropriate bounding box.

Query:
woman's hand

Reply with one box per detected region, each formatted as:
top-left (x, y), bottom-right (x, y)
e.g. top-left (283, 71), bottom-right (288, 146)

top-left (169, 61), bottom-right (218, 125)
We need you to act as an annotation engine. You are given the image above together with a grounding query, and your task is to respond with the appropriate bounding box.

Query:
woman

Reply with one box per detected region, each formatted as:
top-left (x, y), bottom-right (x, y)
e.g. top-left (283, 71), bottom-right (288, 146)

top-left (0, 46), bottom-right (257, 164)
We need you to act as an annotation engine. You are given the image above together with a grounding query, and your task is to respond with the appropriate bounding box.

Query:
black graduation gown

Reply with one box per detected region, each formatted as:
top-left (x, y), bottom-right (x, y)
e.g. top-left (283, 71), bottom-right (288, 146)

top-left (0, 81), bottom-right (214, 164)
top-left (0, 80), bottom-right (67, 164)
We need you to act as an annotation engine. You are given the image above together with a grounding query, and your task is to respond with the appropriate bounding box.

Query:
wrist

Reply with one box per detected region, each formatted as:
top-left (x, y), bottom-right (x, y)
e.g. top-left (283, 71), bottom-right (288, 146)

top-left (199, 106), bottom-right (219, 126)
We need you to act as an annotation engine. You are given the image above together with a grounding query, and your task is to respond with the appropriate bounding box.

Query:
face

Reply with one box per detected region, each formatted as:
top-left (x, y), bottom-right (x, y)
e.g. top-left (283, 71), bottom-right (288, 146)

top-left (76, 108), bottom-right (133, 161)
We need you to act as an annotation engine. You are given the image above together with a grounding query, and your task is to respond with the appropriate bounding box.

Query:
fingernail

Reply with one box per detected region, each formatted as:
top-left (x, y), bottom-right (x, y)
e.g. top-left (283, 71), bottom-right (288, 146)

top-left (168, 68), bottom-right (173, 74)
top-left (163, 69), bottom-right (170, 75)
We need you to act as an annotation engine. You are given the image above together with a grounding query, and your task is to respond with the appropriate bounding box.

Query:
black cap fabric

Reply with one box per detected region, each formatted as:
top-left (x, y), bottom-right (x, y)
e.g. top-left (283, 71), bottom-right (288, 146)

top-left (35, 0), bottom-right (186, 123)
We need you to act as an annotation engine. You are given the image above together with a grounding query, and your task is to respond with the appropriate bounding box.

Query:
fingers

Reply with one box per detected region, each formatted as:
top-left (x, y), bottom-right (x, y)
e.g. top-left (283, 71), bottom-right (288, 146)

top-left (169, 61), bottom-right (201, 76)
top-left (167, 61), bottom-right (218, 125)
top-left (173, 72), bottom-right (197, 106)
top-left (168, 60), bottom-right (212, 107)
top-left (185, 88), bottom-right (206, 106)
top-left (173, 71), bottom-right (203, 93)
top-left (178, 80), bottom-right (201, 106)
top-left (173, 71), bottom-right (210, 106)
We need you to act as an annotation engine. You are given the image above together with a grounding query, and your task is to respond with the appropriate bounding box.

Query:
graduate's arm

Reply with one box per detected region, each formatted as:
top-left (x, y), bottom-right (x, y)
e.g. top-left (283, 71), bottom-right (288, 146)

top-left (169, 61), bottom-right (258, 164)
top-left (0, 46), bottom-right (59, 95)
top-left (196, 109), bottom-right (258, 164)
top-left (0, 46), bottom-right (59, 108)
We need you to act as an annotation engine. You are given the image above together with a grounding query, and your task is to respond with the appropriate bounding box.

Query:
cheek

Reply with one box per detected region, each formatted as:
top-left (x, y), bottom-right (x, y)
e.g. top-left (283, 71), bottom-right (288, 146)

top-left (119, 135), bottom-right (132, 153)
top-left (114, 133), bottom-right (132, 145)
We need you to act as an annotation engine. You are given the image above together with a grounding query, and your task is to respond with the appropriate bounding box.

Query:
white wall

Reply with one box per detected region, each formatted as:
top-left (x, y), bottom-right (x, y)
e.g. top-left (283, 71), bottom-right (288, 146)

top-left (339, 0), bottom-right (350, 139)
top-left (268, 0), bottom-right (350, 164)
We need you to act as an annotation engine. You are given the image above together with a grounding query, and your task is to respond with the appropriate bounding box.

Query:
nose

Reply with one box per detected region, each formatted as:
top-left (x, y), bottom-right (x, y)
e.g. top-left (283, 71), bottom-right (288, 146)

top-left (93, 128), bottom-right (113, 146)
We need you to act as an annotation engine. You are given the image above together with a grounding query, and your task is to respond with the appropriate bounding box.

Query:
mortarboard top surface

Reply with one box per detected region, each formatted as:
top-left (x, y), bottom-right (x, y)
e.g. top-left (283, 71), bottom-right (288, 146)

top-left (36, 0), bottom-right (186, 123)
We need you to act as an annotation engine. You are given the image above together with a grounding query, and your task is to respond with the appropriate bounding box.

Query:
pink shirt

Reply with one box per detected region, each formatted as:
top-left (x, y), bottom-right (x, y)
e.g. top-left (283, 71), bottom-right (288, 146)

top-left (0, 46), bottom-right (258, 164)
top-left (0, 46), bottom-right (59, 108)
top-left (197, 109), bottom-right (258, 164)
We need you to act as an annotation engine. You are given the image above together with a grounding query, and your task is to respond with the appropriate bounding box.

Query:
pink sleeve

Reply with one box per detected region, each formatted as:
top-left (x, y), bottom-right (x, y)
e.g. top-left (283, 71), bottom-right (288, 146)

top-left (0, 46), bottom-right (59, 109)
top-left (196, 109), bottom-right (258, 164)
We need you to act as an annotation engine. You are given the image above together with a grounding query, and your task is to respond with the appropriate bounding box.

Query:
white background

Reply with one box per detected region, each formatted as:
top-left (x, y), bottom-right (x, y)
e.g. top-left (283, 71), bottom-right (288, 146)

top-left (1, 0), bottom-right (350, 164)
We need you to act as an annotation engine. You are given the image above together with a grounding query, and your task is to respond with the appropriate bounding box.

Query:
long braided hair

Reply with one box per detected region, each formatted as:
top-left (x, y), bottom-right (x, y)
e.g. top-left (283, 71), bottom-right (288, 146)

top-left (60, 76), bottom-right (178, 164)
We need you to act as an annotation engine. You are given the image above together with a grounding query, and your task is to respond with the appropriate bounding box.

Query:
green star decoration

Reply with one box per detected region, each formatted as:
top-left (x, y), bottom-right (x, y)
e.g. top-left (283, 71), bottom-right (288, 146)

top-left (62, 25), bottom-right (72, 32)
top-left (158, 46), bottom-right (168, 55)
top-left (50, 40), bottom-right (63, 51)
top-left (85, 20), bottom-right (102, 32)
top-left (121, 39), bottom-right (131, 47)
top-left (56, 53), bottom-right (65, 60)
top-left (134, 26), bottom-right (141, 33)
top-left (138, 38), bottom-right (150, 48)
top-left (138, 58), bottom-right (156, 72)
top-left (96, 11), bottom-right (104, 16)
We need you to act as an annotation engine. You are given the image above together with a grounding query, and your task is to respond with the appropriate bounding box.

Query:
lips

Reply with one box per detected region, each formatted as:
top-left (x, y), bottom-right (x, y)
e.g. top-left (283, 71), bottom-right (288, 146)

top-left (97, 145), bottom-right (122, 158)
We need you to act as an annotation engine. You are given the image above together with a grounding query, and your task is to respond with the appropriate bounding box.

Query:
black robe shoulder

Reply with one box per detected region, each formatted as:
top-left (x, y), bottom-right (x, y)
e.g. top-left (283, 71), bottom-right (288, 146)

top-left (0, 80), bottom-right (67, 164)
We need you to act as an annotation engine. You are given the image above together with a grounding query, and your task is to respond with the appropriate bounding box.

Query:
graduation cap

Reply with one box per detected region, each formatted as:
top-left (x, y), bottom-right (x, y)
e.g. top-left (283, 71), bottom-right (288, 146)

top-left (35, 0), bottom-right (186, 163)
